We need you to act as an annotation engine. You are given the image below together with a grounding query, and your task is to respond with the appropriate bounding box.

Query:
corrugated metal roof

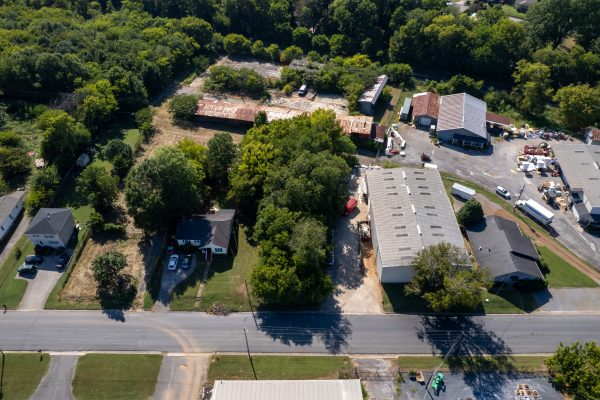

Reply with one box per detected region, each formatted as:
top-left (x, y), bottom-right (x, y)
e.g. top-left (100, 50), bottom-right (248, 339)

top-left (412, 92), bottom-right (439, 119)
top-left (553, 144), bottom-right (600, 211)
top-left (212, 380), bottom-right (363, 400)
top-left (486, 111), bottom-right (512, 127)
top-left (366, 168), bottom-right (467, 268)
top-left (359, 75), bottom-right (388, 105)
top-left (0, 191), bottom-right (25, 222)
top-left (438, 93), bottom-right (487, 139)
top-left (195, 100), bottom-right (374, 135)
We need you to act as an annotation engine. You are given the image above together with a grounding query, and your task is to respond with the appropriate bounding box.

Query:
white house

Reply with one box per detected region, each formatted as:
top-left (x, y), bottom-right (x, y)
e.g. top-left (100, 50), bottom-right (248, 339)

top-left (25, 208), bottom-right (76, 248)
top-left (0, 191), bottom-right (25, 242)
top-left (175, 209), bottom-right (235, 255)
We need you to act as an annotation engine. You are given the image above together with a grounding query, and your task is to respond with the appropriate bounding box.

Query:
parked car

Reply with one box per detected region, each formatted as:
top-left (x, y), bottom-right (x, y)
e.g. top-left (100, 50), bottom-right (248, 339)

top-left (182, 254), bottom-right (192, 269)
top-left (17, 263), bottom-right (37, 274)
top-left (298, 84), bottom-right (308, 96)
top-left (496, 186), bottom-right (511, 199)
top-left (25, 255), bottom-right (44, 264)
top-left (167, 254), bottom-right (179, 271)
top-left (56, 252), bottom-right (71, 269)
top-left (166, 245), bottom-right (174, 255)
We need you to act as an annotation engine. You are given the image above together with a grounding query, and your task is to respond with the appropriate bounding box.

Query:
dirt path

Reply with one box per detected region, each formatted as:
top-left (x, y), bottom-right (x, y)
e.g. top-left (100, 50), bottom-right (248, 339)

top-left (478, 196), bottom-right (600, 284)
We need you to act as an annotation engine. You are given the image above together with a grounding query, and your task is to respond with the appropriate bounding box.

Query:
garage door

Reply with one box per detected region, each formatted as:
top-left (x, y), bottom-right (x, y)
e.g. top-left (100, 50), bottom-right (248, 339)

top-left (420, 117), bottom-right (431, 126)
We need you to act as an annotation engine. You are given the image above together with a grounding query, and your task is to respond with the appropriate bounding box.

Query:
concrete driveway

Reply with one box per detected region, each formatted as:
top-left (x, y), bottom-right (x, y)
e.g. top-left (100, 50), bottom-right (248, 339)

top-left (383, 125), bottom-right (600, 272)
top-left (322, 169), bottom-right (384, 314)
top-left (30, 354), bottom-right (79, 400)
top-left (153, 254), bottom-right (198, 312)
top-left (17, 253), bottom-right (66, 310)
top-left (153, 353), bottom-right (209, 400)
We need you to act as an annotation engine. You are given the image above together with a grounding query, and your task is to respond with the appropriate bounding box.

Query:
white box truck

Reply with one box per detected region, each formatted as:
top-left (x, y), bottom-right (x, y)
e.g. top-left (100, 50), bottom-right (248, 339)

top-left (451, 183), bottom-right (476, 200)
top-left (516, 199), bottom-right (554, 225)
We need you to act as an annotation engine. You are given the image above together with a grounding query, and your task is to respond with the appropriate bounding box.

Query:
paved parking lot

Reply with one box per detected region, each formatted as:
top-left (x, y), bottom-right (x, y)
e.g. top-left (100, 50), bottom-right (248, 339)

top-left (381, 124), bottom-right (600, 271)
top-left (18, 252), bottom-right (67, 310)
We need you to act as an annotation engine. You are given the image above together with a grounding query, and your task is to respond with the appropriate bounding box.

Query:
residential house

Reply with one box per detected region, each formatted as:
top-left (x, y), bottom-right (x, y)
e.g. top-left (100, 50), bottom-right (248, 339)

top-left (175, 209), bottom-right (235, 255)
top-left (0, 191), bottom-right (25, 242)
top-left (466, 216), bottom-right (544, 284)
top-left (25, 208), bottom-right (76, 248)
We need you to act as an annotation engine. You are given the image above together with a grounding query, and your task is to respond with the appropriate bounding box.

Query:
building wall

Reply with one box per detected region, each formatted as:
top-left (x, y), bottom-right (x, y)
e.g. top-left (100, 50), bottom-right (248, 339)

top-left (380, 265), bottom-right (415, 283)
top-left (26, 233), bottom-right (64, 248)
top-left (438, 128), bottom-right (489, 145)
top-left (177, 239), bottom-right (228, 254)
top-left (0, 197), bottom-right (24, 241)
top-left (359, 101), bottom-right (375, 116)
top-left (414, 115), bottom-right (437, 127)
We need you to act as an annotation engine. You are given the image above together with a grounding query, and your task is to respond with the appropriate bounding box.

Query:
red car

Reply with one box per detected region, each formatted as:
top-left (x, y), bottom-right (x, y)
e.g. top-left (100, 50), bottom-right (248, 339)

top-left (344, 198), bottom-right (358, 216)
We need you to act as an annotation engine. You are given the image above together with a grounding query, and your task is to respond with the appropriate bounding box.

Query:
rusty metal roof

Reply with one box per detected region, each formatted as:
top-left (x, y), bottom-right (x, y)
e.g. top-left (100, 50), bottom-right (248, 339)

top-left (486, 112), bottom-right (512, 127)
top-left (336, 115), bottom-right (373, 136)
top-left (412, 92), bottom-right (439, 119)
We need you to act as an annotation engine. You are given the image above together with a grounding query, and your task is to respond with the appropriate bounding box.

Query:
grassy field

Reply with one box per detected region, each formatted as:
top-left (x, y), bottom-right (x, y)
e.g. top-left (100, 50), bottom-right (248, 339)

top-left (206, 355), bottom-right (353, 385)
top-left (539, 246), bottom-right (598, 288)
top-left (397, 355), bottom-right (547, 373)
top-left (0, 352), bottom-right (50, 399)
top-left (169, 258), bottom-right (206, 311)
top-left (0, 235), bottom-right (33, 308)
top-left (501, 5), bottom-right (526, 19)
top-left (195, 227), bottom-right (260, 312)
top-left (72, 354), bottom-right (163, 400)
top-left (482, 289), bottom-right (539, 314)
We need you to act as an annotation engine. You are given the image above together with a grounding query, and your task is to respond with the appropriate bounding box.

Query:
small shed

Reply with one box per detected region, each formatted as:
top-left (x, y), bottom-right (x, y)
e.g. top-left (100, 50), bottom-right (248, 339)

top-left (400, 97), bottom-right (412, 122)
top-left (451, 183), bottom-right (476, 200)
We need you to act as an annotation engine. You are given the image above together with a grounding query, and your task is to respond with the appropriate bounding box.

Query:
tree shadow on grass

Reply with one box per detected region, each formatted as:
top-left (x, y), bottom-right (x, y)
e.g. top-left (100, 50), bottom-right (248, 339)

top-left (255, 312), bottom-right (352, 355)
top-left (98, 274), bottom-right (137, 322)
top-left (417, 315), bottom-right (514, 399)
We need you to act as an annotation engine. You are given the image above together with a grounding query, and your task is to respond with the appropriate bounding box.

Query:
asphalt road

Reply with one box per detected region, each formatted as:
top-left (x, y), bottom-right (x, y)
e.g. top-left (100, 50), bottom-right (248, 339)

top-left (2, 311), bottom-right (599, 355)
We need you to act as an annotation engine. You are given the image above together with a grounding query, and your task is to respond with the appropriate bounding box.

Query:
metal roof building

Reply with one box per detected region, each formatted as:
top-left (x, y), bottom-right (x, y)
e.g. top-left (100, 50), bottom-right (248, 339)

top-left (466, 216), bottom-right (543, 283)
top-left (437, 93), bottom-right (489, 148)
top-left (366, 168), bottom-right (467, 283)
top-left (411, 92), bottom-right (439, 127)
top-left (211, 380), bottom-right (363, 400)
top-left (358, 75), bottom-right (388, 115)
top-left (553, 144), bottom-right (600, 226)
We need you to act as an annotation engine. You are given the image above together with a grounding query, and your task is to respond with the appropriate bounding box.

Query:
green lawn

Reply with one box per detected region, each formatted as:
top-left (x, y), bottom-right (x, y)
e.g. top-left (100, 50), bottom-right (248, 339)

top-left (72, 354), bottom-right (163, 400)
top-left (501, 5), bottom-right (526, 19)
top-left (0, 352), bottom-right (50, 399)
top-left (539, 246), bottom-right (598, 288)
top-left (382, 283), bottom-right (430, 314)
top-left (206, 355), bottom-right (353, 385)
top-left (196, 227), bottom-right (260, 312)
top-left (0, 235), bottom-right (33, 308)
top-left (482, 289), bottom-right (539, 314)
top-left (397, 355), bottom-right (547, 373)
top-left (169, 259), bottom-right (206, 311)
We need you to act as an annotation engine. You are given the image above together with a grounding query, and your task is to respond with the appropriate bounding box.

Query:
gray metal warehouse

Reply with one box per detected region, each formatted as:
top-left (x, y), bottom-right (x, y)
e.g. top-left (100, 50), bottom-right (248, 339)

top-left (365, 167), bottom-right (468, 283)
top-left (437, 93), bottom-right (490, 148)
top-left (553, 144), bottom-right (600, 228)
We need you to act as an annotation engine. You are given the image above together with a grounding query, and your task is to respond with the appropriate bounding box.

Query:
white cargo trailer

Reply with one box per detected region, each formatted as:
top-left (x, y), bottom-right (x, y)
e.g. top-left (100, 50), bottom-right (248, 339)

top-left (451, 183), bottom-right (476, 200)
top-left (516, 199), bottom-right (554, 225)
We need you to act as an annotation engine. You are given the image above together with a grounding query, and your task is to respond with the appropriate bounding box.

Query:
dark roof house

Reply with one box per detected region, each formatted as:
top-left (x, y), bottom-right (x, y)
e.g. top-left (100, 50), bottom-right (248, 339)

top-left (176, 209), bottom-right (235, 251)
top-left (25, 208), bottom-right (76, 248)
top-left (466, 216), bottom-right (543, 282)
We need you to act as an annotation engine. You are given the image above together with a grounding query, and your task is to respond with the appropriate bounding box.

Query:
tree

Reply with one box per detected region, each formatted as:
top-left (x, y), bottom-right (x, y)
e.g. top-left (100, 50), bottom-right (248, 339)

top-left (77, 164), bottom-right (119, 211)
top-left (125, 147), bottom-right (203, 232)
top-left (0, 173), bottom-right (8, 196)
top-left (254, 110), bottom-right (268, 127)
top-left (434, 74), bottom-right (484, 97)
top-left (25, 165), bottom-right (61, 215)
top-left (526, 0), bottom-right (574, 48)
top-left (37, 110), bottom-right (91, 174)
top-left (168, 94), bottom-right (199, 123)
top-left (75, 79), bottom-right (119, 132)
top-left (135, 107), bottom-right (155, 139)
top-left (553, 85), bottom-right (600, 131)
top-left (545, 342), bottom-right (600, 399)
top-left (512, 61), bottom-right (553, 115)
top-left (330, 0), bottom-right (380, 48)
top-left (404, 242), bottom-right (490, 312)
top-left (0, 145), bottom-right (29, 179)
top-left (382, 63), bottom-right (414, 86)
top-left (206, 132), bottom-right (236, 184)
top-left (456, 199), bottom-right (484, 227)
top-left (311, 35), bottom-right (330, 54)
top-left (102, 139), bottom-right (134, 178)
top-left (223, 33), bottom-right (252, 55)
top-left (91, 251), bottom-right (128, 288)
top-left (280, 46), bottom-right (303, 64)
top-left (292, 27), bottom-right (311, 50)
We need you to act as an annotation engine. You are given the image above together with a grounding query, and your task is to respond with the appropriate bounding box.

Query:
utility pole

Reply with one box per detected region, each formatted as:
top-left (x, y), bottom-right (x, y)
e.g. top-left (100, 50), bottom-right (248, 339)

top-left (514, 183), bottom-right (526, 210)
top-left (422, 333), bottom-right (464, 400)
top-left (243, 328), bottom-right (258, 380)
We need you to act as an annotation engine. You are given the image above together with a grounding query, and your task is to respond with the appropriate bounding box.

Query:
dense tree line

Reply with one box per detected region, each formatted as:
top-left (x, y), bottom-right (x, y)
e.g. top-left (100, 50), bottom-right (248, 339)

top-left (227, 110), bottom-right (356, 306)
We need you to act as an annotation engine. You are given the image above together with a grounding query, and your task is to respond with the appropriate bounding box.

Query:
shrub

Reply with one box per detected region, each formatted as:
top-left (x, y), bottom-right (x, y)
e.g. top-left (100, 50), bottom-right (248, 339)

top-left (168, 95), bottom-right (199, 123)
top-left (456, 199), bottom-right (484, 227)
